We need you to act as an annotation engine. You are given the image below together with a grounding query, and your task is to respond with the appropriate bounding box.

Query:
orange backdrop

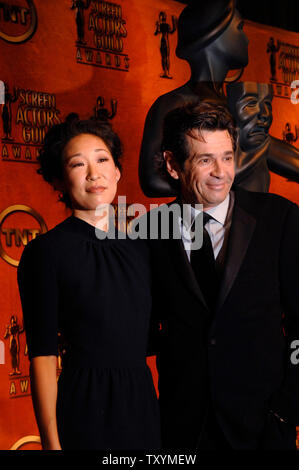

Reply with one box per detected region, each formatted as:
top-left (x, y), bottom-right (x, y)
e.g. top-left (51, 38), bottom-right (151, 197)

top-left (0, 0), bottom-right (298, 450)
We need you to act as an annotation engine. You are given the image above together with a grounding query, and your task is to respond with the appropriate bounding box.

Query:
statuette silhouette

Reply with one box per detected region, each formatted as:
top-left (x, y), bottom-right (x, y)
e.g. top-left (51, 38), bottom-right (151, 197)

top-left (139, 0), bottom-right (249, 197)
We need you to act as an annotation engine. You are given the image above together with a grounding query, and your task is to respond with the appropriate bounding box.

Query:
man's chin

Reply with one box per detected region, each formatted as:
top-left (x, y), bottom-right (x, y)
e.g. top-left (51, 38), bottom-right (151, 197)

top-left (204, 189), bottom-right (231, 207)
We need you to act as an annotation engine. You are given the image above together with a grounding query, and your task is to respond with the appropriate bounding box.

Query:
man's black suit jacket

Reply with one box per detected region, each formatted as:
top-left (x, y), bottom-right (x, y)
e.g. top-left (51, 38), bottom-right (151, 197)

top-left (147, 188), bottom-right (299, 450)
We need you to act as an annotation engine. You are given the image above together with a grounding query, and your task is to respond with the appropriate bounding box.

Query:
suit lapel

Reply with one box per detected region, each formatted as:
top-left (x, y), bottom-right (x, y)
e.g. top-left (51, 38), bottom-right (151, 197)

top-left (163, 193), bottom-right (257, 317)
top-left (170, 237), bottom-right (210, 312)
top-left (216, 198), bottom-right (256, 312)
top-left (166, 200), bottom-right (210, 314)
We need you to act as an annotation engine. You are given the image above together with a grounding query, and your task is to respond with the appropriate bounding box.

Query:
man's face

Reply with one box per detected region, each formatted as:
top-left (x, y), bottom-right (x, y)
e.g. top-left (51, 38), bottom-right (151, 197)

top-left (165, 129), bottom-right (235, 208)
top-left (229, 82), bottom-right (273, 151)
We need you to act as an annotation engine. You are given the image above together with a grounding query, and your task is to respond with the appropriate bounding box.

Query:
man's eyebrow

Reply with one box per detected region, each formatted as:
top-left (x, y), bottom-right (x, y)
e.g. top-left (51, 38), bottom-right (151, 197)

top-left (193, 150), bottom-right (234, 158)
top-left (197, 153), bottom-right (214, 158)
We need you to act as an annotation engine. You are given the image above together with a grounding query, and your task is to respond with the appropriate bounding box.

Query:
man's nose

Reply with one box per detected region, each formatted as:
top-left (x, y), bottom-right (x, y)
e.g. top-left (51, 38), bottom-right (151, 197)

top-left (211, 160), bottom-right (225, 178)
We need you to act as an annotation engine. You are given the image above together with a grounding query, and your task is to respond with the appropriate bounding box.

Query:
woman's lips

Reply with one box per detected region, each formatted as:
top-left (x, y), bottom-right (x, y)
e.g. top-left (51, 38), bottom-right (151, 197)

top-left (86, 186), bottom-right (106, 194)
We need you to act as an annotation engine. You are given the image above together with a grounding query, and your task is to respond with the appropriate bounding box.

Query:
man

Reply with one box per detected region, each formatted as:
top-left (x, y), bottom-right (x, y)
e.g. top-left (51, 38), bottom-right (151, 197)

top-left (147, 101), bottom-right (299, 450)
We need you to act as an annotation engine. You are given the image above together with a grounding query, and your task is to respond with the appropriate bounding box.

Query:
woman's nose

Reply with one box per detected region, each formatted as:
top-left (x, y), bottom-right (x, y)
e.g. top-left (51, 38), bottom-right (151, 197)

top-left (86, 163), bottom-right (100, 181)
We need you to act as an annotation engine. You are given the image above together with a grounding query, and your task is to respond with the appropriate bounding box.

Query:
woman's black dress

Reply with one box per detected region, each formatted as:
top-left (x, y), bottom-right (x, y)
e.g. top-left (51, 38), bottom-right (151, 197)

top-left (17, 215), bottom-right (160, 450)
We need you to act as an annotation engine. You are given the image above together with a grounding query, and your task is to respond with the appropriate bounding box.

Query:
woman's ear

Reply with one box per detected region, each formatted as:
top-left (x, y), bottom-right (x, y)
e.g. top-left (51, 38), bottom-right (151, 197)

top-left (163, 151), bottom-right (180, 180)
top-left (115, 167), bottom-right (121, 182)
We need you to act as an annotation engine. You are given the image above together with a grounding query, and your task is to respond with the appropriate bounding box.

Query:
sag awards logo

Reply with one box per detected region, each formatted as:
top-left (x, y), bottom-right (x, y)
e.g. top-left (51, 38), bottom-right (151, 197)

top-left (0, 0), bottom-right (37, 44)
top-left (3, 316), bottom-right (62, 402)
top-left (0, 83), bottom-right (61, 163)
top-left (72, 0), bottom-right (130, 71)
top-left (2, 311), bottom-right (57, 401)
top-left (0, 205), bottom-right (64, 401)
top-left (267, 37), bottom-right (299, 99)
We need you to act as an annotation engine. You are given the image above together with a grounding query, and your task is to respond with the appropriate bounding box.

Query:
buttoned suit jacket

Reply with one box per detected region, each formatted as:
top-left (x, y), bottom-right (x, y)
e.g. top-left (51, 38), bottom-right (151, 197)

top-left (147, 187), bottom-right (299, 450)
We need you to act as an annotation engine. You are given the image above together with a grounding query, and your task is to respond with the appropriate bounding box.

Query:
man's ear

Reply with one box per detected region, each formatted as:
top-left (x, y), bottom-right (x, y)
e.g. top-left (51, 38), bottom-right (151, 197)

top-left (163, 151), bottom-right (179, 180)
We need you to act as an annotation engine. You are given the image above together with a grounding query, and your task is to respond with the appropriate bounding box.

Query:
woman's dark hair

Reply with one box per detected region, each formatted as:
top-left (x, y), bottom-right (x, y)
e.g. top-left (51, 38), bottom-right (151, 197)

top-left (156, 101), bottom-right (237, 184)
top-left (37, 113), bottom-right (123, 208)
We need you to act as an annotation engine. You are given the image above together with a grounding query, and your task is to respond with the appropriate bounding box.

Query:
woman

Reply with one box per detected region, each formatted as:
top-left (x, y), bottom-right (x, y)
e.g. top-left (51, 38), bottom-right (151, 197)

top-left (17, 114), bottom-right (160, 450)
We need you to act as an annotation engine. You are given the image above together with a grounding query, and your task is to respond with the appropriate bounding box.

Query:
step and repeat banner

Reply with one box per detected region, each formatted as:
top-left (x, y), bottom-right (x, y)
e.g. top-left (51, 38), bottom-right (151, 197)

top-left (0, 0), bottom-right (298, 450)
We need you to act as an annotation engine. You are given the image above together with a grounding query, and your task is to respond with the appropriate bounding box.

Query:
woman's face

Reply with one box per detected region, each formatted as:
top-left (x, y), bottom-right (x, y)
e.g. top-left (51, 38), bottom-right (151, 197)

top-left (62, 133), bottom-right (120, 211)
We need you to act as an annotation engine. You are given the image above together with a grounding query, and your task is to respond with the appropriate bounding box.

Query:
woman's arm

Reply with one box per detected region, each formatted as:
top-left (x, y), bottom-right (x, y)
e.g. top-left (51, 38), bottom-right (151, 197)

top-left (30, 355), bottom-right (61, 450)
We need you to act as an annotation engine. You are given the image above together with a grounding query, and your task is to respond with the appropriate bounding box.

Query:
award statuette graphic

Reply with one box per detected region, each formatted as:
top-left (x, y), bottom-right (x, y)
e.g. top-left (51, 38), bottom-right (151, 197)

top-left (1, 83), bottom-right (18, 141)
top-left (71, 0), bottom-right (91, 45)
top-left (283, 123), bottom-right (298, 145)
top-left (0, 205), bottom-right (47, 267)
top-left (0, 0), bottom-right (37, 44)
top-left (94, 95), bottom-right (117, 120)
top-left (267, 37), bottom-right (280, 82)
top-left (4, 315), bottom-right (24, 376)
top-left (154, 12), bottom-right (177, 79)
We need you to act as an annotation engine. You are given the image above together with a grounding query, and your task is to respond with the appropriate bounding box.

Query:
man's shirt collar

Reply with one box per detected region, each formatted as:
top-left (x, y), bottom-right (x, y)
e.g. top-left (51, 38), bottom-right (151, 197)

top-left (181, 193), bottom-right (230, 230)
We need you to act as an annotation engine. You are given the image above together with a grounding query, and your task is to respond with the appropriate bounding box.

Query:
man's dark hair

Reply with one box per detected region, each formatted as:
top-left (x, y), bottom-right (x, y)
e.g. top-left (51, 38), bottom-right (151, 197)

top-left (158, 101), bottom-right (236, 183)
top-left (37, 113), bottom-right (122, 209)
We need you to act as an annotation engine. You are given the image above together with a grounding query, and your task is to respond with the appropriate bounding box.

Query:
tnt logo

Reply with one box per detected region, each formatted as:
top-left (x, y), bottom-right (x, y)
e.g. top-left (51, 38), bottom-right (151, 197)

top-left (0, 205), bottom-right (47, 267)
top-left (0, 80), bottom-right (4, 104)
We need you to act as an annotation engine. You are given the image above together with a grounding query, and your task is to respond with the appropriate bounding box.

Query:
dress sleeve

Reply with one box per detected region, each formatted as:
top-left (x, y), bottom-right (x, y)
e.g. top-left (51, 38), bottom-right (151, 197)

top-left (17, 236), bottom-right (59, 360)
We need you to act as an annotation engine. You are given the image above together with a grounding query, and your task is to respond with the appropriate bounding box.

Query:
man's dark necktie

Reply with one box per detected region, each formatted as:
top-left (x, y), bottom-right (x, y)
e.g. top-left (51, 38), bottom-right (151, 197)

top-left (190, 212), bottom-right (218, 310)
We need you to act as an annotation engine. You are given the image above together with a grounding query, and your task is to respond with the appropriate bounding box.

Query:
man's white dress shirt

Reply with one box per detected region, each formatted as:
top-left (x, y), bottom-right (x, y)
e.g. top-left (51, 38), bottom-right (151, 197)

top-left (180, 194), bottom-right (231, 261)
